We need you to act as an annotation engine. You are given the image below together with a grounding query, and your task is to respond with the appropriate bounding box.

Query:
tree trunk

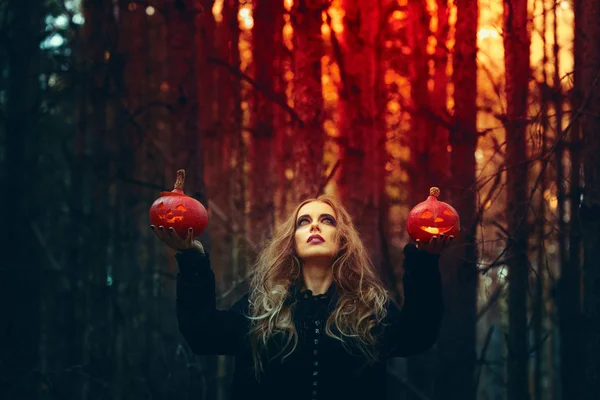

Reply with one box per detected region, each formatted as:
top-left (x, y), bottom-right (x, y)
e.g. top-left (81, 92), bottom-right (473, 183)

top-left (275, 9), bottom-right (295, 223)
top-left (404, 2), bottom-right (442, 398)
top-left (291, 0), bottom-right (327, 203)
top-left (165, 0), bottom-right (204, 197)
top-left (533, 2), bottom-right (548, 399)
top-left (407, 0), bottom-right (433, 200)
top-left (249, 0), bottom-right (284, 247)
top-left (220, 0), bottom-right (248, 302)
top-left (503, 0), bottom-right (531, 398)
top-left (405, 3), bottom-right (436, 398)
top-left (337, 0), bottom-right (384, 271)
top-left (434, 0), bottom-right (478, 399)
top-left (580, 0), bottom-right (600, 398)
top-left (74, 1), bottom-right (121, 399)
top-left (1, 0), bottom-right (43, 399)
top-left (432, 0), bottom-right (451, 186)
top-left (552, 2), bottom-right (582, 397)
top-left (568, 0), bottom-right (583, 354)
top-left (557, 0), bottom-right (584, 397)
top-left (169, 0), bottom-right (216, 398)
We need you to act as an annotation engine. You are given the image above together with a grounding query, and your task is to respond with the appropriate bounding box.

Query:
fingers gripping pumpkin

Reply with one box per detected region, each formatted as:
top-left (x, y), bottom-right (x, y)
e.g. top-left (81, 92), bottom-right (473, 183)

top-left (407, 187), bottom-right (460, 243)
top-left (149, 169), bottom-right (208, 239)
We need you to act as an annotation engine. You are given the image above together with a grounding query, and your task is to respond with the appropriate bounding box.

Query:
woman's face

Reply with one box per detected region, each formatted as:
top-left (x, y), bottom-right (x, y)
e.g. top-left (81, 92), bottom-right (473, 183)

top-left (294, 201), bottom-right (340, 264)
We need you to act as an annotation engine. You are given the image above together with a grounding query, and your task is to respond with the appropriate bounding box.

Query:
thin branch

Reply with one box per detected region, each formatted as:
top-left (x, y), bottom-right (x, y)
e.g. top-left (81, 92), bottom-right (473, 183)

top-left (325, 11), bottom-right (349, 99)
top-left (475, 325), bottom-right (496, 394)
top-left (30, 220), bottom-right (62, 271)
top-left (207, 56), bottom-right (304, 127)
top-left (316, 159), bottom-right (340, 197)
top-left (387, 371), bottom-right (432, 400)
top-left (477, 284), bottom-right (505, 322)
top-left (473, 164), bottom-right (504, 235)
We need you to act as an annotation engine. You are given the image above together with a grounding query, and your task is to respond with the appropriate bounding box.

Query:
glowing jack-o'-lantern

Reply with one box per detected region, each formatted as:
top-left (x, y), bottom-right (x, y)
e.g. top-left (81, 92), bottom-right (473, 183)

top-left (149, 169), bottom-right (208, 239)
top-left (406, 187), bottom-right (460, 243)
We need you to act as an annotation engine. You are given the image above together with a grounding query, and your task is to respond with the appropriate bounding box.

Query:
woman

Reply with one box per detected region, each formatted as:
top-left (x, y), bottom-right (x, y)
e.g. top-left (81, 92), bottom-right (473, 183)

top-left (151, 194), bottom-right (451, 400)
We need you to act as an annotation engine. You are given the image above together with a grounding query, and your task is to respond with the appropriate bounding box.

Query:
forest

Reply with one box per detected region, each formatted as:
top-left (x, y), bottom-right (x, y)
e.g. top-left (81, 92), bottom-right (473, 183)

top-left (1, 0), bottom-right (599, 399)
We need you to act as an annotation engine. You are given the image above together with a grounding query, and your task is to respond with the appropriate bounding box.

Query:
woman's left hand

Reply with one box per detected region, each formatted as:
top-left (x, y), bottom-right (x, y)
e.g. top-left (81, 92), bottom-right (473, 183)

top-left (416, 234), bottom-right (454, 254)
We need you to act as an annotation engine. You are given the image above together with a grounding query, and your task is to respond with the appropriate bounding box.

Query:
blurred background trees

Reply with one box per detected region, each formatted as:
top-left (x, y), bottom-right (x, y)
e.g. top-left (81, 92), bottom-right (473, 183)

top-left (1, 0), bottom-right (599, 399)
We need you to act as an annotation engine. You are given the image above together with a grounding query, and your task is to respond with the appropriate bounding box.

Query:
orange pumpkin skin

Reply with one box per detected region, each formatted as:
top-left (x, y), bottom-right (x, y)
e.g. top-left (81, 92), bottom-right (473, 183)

top-left (149, 169), bottom-right (208, 239)
top-left (407, 187), bottom-right (460, 243)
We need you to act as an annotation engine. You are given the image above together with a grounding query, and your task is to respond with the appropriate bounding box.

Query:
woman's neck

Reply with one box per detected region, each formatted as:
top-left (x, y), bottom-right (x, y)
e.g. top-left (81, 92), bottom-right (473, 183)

top-left (301, 262), bottom-right (333, 295)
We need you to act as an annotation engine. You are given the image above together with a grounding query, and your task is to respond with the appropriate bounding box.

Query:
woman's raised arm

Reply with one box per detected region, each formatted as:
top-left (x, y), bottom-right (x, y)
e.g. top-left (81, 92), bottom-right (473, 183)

top-left (379, 243), bottom-right (444, 358)
top-left (176, 249), bottom-right (250, 356)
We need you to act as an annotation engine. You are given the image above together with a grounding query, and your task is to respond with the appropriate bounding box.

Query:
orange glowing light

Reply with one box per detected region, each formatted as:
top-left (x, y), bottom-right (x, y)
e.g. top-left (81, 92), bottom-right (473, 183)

top-left (387, 100), bottom-right (400, 113)
top-left (283, 23), bottom-right (293, 39)
top-left (427, 36), bottom-right (437, 55)
top-left (324, 120), bottom-right (339, 137)
top-left (328, 3), bottom-right (344, 33)
top-left (420, 227), bottom-right (440, 234)
top-left (419, 226), bottom-right (455, 234)
top-left (238, 5), bottom-right (253, 30)
top-left (478, 28), bottom-right (499, 40)
top-left (212, 0), bottom-right (223, 23)
top-left (156, 203), bottom-right (188, 224)
top-left (384, 69), bottom-right (397, 85)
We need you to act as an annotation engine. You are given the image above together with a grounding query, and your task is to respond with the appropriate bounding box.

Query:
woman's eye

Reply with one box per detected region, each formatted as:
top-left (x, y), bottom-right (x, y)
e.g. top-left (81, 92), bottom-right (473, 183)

top-left (298, 219), bottom-right (308, 226)
top-left (323, 217), bottom-right (335, 225)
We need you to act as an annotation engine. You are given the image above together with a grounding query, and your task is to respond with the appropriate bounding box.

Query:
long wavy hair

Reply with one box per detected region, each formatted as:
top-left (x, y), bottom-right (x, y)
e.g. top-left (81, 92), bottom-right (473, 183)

top-left (246, 195), bottom-right (390, 379)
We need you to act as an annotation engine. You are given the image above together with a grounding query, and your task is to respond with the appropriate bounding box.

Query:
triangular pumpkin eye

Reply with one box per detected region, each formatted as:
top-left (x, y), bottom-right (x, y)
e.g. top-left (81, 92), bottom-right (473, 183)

top-left (443, 208), bottom-right (455, 216)
top-left (176, 204), bottom-right (187, 211)
top-left (420, 210), bottom-right (434, 218)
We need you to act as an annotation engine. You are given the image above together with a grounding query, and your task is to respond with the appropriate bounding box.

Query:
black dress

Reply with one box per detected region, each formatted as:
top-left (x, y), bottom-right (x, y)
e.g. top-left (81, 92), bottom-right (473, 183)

top-left (175, 243), bottom-right (443, 400)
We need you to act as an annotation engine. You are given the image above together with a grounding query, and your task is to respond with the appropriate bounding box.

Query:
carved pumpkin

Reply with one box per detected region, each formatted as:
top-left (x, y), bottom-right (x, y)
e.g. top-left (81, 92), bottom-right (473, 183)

top-left (407, 187), bottom-right (459, 243)
top-left (149, 169), bottom-right (208, 239)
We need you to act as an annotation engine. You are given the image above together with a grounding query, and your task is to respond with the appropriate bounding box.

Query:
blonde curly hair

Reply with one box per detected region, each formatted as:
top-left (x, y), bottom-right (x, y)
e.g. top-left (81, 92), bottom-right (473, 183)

top-left (246, 195), bottom-right (390, 379)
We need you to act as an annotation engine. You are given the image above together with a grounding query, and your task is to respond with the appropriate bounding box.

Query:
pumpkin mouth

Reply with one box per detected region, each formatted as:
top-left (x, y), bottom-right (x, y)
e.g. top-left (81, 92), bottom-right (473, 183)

top-left (419, 226), bottom-right (455, 234)
top-left (163, 214), bottom-right (185, 223)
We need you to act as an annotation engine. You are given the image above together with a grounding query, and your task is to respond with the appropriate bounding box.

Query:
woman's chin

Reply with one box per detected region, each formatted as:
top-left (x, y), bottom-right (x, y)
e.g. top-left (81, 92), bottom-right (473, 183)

top-left (298, 252), bottom-right (336, 265)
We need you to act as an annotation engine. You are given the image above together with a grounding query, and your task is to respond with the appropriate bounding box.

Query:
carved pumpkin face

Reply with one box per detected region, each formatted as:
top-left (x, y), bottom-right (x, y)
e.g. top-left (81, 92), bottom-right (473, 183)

top-left (149, 170), bottom-right (208, 239)
top-left (407, 187), bottom-right (460, 243)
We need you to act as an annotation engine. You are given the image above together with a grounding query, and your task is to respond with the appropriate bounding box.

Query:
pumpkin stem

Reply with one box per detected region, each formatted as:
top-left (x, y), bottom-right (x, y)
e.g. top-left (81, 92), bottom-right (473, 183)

top-left (174, 169), bottom-right (186, 191)
top-left (429, 187), bottom-right (440, 198)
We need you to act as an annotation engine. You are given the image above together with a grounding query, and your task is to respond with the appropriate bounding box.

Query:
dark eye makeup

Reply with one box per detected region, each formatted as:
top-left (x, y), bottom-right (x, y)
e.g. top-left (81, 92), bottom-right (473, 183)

top-left (296, 214), bottom-right (337, 228)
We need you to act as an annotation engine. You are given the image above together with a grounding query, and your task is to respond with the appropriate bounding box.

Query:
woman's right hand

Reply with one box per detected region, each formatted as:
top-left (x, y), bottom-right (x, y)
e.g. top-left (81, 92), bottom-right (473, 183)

top-left (150, 225), bottom-right (205, 253)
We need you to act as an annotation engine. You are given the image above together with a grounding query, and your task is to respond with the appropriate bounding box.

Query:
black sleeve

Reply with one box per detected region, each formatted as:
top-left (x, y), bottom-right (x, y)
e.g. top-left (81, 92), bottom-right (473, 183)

top-left (379, 243), bottom-right (444, 358)
top-left (175, 249), bottom-right (250, 356)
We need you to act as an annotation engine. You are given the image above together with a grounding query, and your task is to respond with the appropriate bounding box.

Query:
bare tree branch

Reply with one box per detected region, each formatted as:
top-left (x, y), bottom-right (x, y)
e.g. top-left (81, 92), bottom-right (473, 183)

top-left (207, 56), bottom-right (304, 127)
